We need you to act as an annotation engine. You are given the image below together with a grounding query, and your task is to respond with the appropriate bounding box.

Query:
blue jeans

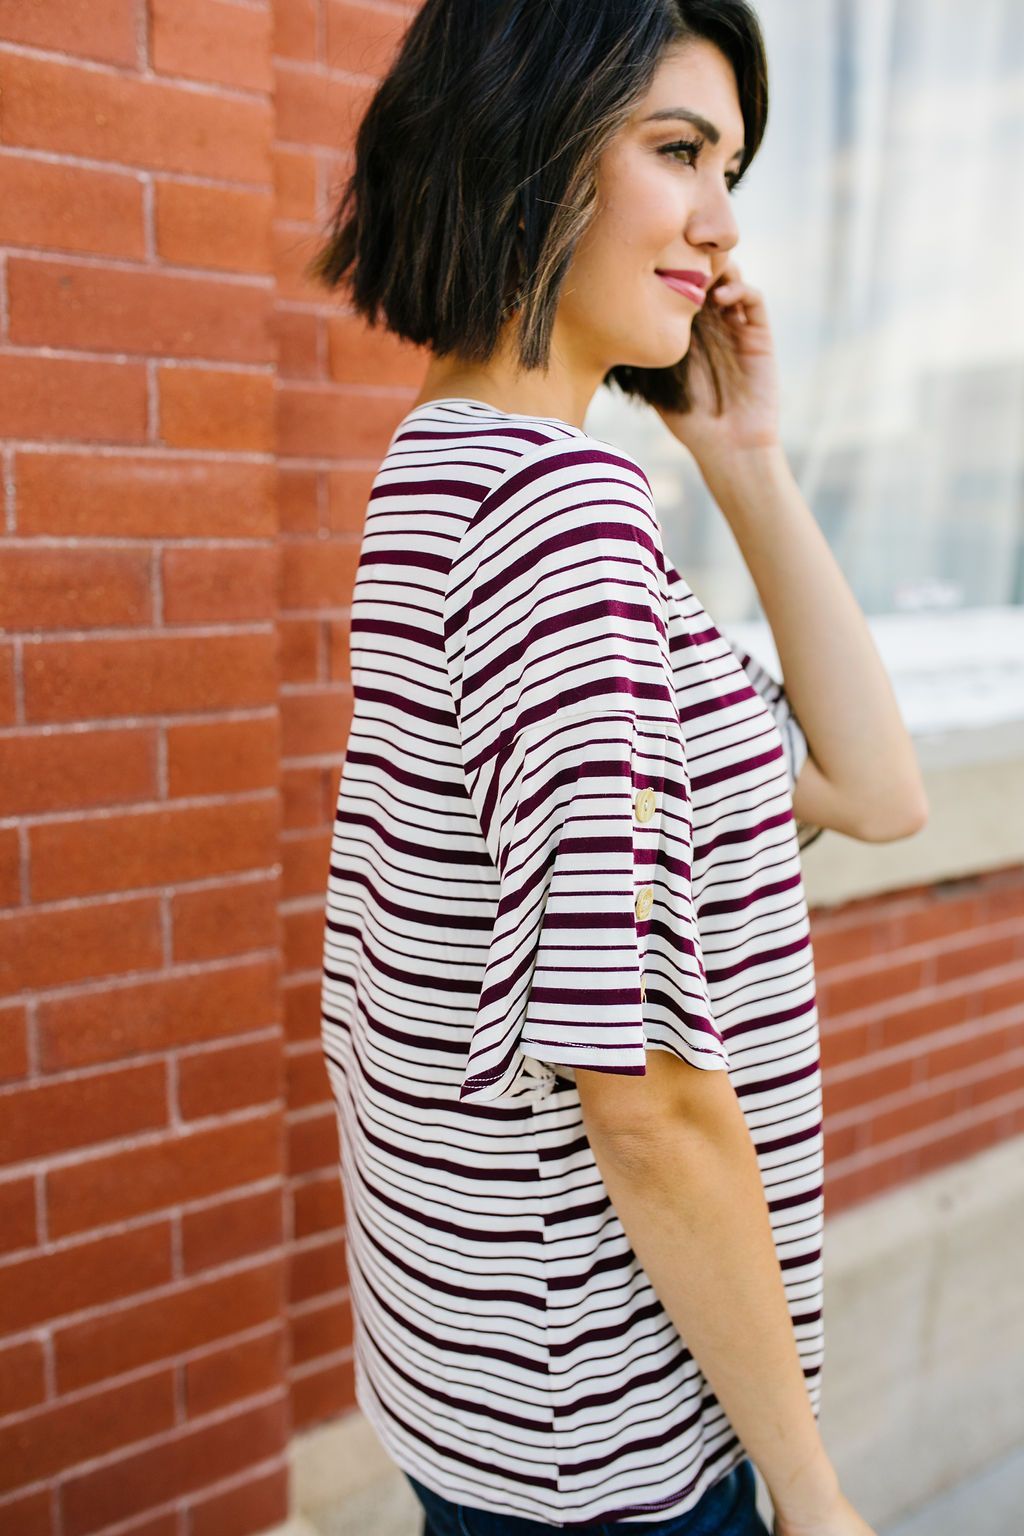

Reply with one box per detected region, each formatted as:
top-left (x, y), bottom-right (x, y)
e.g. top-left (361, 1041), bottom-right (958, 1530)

top-left (404, 1457), bottom-right (772, 1535)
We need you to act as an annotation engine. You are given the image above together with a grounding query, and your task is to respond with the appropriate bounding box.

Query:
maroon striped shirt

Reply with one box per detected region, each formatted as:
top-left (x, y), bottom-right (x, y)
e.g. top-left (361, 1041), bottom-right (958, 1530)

top-left (320, 398), bottom-right (825, 1523)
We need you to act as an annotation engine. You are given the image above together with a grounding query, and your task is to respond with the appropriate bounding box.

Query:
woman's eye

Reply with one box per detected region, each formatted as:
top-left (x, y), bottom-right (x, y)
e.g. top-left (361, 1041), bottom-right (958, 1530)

top-left (660, 137), bottom-right (702, 166)
top-left (660, 138), bottom-right (743, 195)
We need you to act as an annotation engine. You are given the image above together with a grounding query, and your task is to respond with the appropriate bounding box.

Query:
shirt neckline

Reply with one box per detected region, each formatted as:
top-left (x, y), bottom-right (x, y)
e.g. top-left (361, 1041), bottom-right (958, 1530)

top-left (404, 396), bottom-right (589, 433)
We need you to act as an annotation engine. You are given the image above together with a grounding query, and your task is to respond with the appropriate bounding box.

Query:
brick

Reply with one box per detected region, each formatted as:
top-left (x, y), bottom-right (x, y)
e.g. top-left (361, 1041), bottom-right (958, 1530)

top-left (933, 930), bottom-right (1019, 984)
top-left (0, 1487), bottom-right (51, 1536)
top-left (864, 1084), bottom-right (962, 1147)
top-left (0, 645), bottom-right (15, 726)
top-left (9, 259), bottom-right (273, 365)
top-left (0, 1062), bottom-right (168, 1167)
top-left (895, 893), bottom-right (984, 946)
top-left (285, 1045), bottom-right (329, 1112)
top-left (22, 632), bottom-right (279, 723)
top-left (0, 0), bottom-right (137, 65)
top-left (181, 1187), bottom-right (284, 1275)
top-left (0, 546), bottom-right (152, 633)
top-left (280, 539), bottom-right (356, 610)
top-left (280, 687), bottom-right (350, 758)
top-left (823, 1055), bottom-right (916, 1117)
top-left (272, 148), bottom-right (317, 223)
top-left (0, 1223), bottom-right (172, 1333)
top-left (29, 797), bottom-right (279, 901)
top-left (287, 1234), bottom-right (347, 1308)
top-left (273, 221), bottom-right (335, 305)
top-left (282, 831), bottom-right (333, 901)
top-left (977, 965), bottom-right (1024, 1016)
top-left (326, 617), bottom-right (351, 681)
top-left (274, 61), bottom-right (372, 153)
top-left (188, 1461), bottom-right (289, 1536)
top-left (158, 365), bottom-right (275, 451)
top-left (167, 716), bottom-right (281, 798)
top-left (0, 1176), bottom-right (37, 1256)
top-left (274, 0), bottom-right (317, 63)
top-left (965, 1055), bottom-right (1024, 1109)
top-left (277, 618), bottom-right (320, 684)
top-left (0, 157), bottom-right (145, 258)
top-left (0, 827), bottom-right (20, 908)
top-left (155, 180), bottom-right (273, 274)
top-left (184, 1327), bottom-right (286, 1419)
top-left (0, 1370), bottom-right (175, 1498)
top-left (290, 1294), bottom-right (351, 1367)
top-left (0, 896), bottom-right (162, 995)
top-left (149, 0), bottom-right (274, 93)
top-left (981, 875), bottom-right (1024, 923)
top-left (291, 1356), bottom-right (354, 1433)
top-left (277, 383), bottom-right (405, 460)
top-left (0, 1339), bottom-right (46, 1417)
top-left (161, 545), bottom-right (278, 623)
top-left (325, 2), bottom-right (411, 78)
top-left (55, 1260), bottom-right (283, 1392)
top-left (327, 465), bottom-right (381, 533)
top-left (0, 355), bottom-right (147, 444)
top-left (282, 764), bottom-right (325, 828)
top-left (0, 53), bottom-right (271, 181)
top-left (46, 1111), bottom-right (285, 1237)
top-left (273, 307), bottom-right (320, 379)
top-left (283, 900), bottom-right (331, 978)
top-left (327, 307), bottom-right (423, 386)
top-left (818, 955), bottom-right (928, 1019)
top-left (278, 469), bottom-right (320, 535)
top-left (874, 990), bottom-right (970, 1051)
top-left (171, 876), bottom-right (280, 964)
top-left (287, 1107), bottom-right (339, 1182)
top-left (291, 1172), bottom-right (344, 1242)
top-left (0, 1003), bottom-right (29, 1083)
top-left (0, 727), bottom-right (157, 817)
top-left (177, 1035), bottom-right (284, 1120)
top-left (283, 978), bottom-right (322, 1045)
top-left (16, 452), bottom-right (277, 539)
top-left (36, 958), bottom-right (281, 1071)
top-left (60, 1397), bottom-right (288, 1536)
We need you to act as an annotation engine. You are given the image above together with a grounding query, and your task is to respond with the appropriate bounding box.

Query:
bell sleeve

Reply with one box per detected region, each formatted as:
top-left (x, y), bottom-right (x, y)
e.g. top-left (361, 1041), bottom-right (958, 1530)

top-left (719, 632), bottom-right (825, 852)
top-left (443, 439), bottom-right (731, 1105)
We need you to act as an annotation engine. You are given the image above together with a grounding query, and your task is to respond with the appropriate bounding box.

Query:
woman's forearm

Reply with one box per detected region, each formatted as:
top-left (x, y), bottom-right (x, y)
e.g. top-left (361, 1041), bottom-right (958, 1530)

top-left (698, 445), bottom-right (927, 841)
top-left (585, 1078), bottom-right (840, 1524)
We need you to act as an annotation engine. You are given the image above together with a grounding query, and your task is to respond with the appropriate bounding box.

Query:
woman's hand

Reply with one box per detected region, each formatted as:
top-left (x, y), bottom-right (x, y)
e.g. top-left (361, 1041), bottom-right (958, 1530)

top-left (772, 1484), bottom-right (879, 1536)
top-left (653, 260), bottom-right (782, 467)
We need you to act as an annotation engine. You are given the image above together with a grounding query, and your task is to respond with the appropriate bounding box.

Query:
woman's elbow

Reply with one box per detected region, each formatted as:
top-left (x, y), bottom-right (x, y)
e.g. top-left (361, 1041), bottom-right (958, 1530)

top-left (855, 785), bottom-right (930, 843)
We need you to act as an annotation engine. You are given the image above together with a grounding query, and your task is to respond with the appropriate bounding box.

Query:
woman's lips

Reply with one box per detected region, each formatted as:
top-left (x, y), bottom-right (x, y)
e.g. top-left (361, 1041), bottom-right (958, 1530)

top-left (656, 272), bottom-right (706, 305)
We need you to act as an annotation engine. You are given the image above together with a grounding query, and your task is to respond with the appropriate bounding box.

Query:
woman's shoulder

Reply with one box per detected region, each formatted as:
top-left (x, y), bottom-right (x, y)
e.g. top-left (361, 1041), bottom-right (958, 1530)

top-left (394, 398), bottom-right (652, 490)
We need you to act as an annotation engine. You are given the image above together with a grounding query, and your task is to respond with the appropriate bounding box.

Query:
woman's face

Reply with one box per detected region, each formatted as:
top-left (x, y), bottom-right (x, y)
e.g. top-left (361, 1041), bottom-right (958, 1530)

top-left (556, 39), bottom-right (746, 377)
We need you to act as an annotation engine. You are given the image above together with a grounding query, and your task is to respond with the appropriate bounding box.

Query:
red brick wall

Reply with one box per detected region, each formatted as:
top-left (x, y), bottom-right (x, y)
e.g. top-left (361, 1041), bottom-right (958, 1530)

top-left (814, 865), bottom-right (1024, 1210)
top-left (1, 3), bottom-right (1022, 1534)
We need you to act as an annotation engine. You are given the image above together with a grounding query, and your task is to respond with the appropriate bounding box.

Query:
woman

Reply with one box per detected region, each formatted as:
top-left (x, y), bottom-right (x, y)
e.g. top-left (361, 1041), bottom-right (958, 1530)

top-left (310, 2), bottom-right (927, 1532)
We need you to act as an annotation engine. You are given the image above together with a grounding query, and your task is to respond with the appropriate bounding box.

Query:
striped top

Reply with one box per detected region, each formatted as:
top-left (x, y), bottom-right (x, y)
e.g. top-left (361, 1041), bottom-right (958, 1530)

top-left (320, 398), bottom-right (825, 1525)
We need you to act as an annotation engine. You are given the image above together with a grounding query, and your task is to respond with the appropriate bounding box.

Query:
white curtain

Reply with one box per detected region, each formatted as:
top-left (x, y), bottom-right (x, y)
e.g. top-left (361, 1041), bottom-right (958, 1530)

top-left (589, 0), bottom-right (1024, 624)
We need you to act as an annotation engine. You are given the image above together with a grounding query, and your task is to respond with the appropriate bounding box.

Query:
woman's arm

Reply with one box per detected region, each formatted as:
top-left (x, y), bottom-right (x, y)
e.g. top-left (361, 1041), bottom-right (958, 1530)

top-left (578, 1052), bottom-right (844, 1528)
top-left (700, 444), bottom-right (928, 843)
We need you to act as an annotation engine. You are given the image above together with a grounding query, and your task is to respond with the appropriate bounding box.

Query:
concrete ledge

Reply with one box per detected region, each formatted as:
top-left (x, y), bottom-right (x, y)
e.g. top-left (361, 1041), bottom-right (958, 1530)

top-left (819, 1131), bottom-right (1024, 1529)
top-left (274, 1131), bottom-right (1024, 1535)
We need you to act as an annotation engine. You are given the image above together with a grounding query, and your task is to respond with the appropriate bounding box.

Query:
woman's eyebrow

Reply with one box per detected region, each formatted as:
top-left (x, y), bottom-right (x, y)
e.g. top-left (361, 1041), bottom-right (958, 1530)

top-left (642, 107), bottom-right (745, 160)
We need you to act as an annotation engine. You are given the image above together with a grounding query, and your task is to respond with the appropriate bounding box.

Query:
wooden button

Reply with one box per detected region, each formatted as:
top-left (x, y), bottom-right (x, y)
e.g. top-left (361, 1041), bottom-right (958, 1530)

top-left (634, 886), bottom-right (653, 922)
top-left (639, 976), bottom-right (647, 1003)
top-left (634, 788), bottom-right (656, 823)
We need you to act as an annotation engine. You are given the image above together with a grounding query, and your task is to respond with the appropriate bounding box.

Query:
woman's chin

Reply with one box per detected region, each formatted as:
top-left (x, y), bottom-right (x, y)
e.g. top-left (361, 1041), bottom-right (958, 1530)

top-left (622, 336), bottom-right (693, 372)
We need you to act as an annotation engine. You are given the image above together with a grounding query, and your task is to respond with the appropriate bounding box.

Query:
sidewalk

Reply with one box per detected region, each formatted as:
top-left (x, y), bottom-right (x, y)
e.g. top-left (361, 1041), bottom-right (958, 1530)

top-left (878, 1440), bottom-right (1024, 1536)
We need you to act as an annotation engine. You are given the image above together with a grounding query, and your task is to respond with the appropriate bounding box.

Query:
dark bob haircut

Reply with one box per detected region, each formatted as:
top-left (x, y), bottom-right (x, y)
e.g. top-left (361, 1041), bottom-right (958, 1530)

top-left (307, 0), bottom-right (769, 416)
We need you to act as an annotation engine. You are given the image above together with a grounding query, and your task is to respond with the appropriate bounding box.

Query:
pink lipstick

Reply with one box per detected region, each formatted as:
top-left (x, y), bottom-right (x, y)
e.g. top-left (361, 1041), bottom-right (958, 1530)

top-left (655, 270), bottom-right (707, 305)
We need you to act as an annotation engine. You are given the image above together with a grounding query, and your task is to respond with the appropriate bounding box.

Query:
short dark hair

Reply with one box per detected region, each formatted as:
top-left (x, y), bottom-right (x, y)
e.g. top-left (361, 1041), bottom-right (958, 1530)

top-left (307, 0), bottom-right (769, 415)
